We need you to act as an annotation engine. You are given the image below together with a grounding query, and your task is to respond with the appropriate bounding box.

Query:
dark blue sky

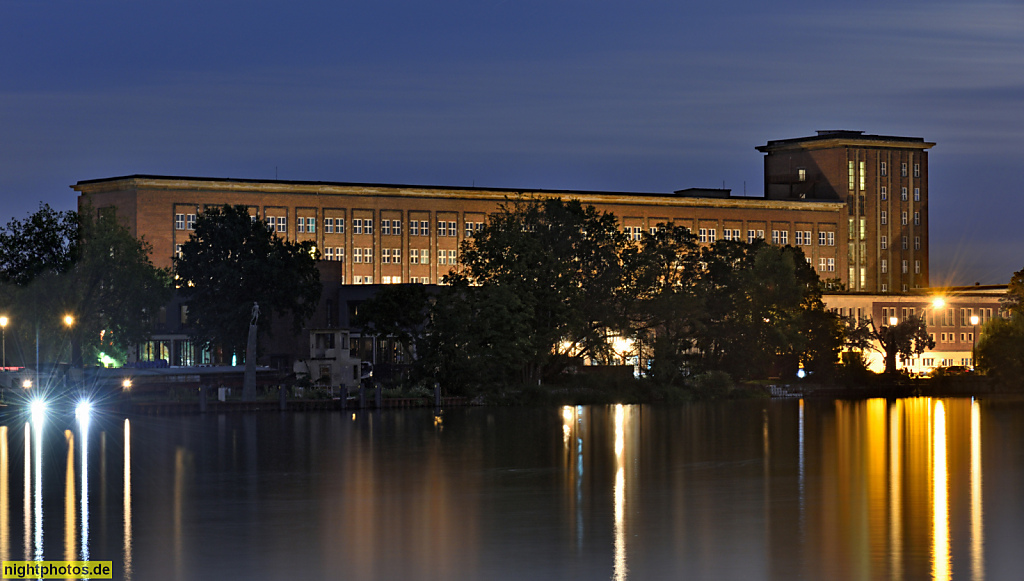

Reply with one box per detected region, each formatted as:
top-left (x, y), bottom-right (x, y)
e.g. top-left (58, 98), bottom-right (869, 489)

top-left (2, 0), bottom-right (1021, 285)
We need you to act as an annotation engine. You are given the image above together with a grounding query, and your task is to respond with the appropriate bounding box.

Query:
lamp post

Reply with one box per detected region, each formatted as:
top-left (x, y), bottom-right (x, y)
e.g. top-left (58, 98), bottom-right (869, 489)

top-left (970, 314), bottom-right (980, 370)
top-left (887, 316), bottom-right (899, 374)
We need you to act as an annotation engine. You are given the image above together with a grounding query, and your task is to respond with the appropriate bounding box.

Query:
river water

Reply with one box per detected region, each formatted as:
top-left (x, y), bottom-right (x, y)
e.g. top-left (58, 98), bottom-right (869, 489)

top-left (1, 397), bottom-right (1021, 580)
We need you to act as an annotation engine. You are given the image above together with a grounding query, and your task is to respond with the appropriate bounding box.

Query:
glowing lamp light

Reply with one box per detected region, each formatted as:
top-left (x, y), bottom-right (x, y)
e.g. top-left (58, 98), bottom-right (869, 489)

top-left (75, 400), bottom-right (92, 421)
top-left (29, 399), bottom-right (46, 419)
top-left (21, 379), bottom-right (31, 389)
top-left (889, 317), bottom-right (898, 326)
top-left (64, 314), bottom-right (75, 327)
top-left (970, 315), bottom-right (980, 326)
top-left (122, 378), bottom-right (132, 390)
top-left (0, 316), bottom-right (7, 328)
top-left (932, 298), bottom-right (945, 309)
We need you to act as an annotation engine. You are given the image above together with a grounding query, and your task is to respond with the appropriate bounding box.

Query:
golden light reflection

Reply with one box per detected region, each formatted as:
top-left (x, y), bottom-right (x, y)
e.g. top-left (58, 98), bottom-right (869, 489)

top-left (174, 447), bottom-right (186, 577)
top-left (932, 400), bottom-right (949, 581)
top-left (971, 400), bottom-right (984, 581)
top-left (64, 430), bottom-right (76, 562)
top-left (0, 426), bottom-right (7, 563)
top-left (124, 419), bottom-right (132, 581)
top-left (613, 404), bottom-right (627, 581)
top-left (889, 399), bottom-right (903, 579)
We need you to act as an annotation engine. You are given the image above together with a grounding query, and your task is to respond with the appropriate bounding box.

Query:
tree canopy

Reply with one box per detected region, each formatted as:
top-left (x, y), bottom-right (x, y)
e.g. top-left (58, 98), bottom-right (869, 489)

top-left (174, 204), bottom-right (322, 363)
top-left (0, 205), bottom-right (171, 367)
top-left (355, 197), bottom-right (843, 393)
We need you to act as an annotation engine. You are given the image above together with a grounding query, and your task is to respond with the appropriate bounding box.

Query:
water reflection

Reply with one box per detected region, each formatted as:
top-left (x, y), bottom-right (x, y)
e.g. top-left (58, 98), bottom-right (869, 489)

top-left (0, 398), bottom-right (1010, 580)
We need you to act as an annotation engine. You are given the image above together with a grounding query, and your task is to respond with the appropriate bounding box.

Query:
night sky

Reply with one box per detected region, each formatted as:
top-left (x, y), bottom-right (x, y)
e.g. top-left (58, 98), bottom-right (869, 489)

top-left (2, 0), bottom-right (1021, 285)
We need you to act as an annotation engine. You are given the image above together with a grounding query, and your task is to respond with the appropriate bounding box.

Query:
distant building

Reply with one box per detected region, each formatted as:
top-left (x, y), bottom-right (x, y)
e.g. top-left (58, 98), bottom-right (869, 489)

top-left (758, 130), bottom-right (935, 292)
top-left (824, 285), bottom-right (1007, 374)
top-left (72, 130), bottom-right (946, 374)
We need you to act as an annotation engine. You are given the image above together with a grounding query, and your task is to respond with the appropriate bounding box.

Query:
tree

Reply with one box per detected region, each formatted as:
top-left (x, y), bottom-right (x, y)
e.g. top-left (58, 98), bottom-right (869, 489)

top-left (848, 314), bottom-right (935, 375)
top-left (449, 198), bottom-right (630, 383)
top-left (695, 241), bottom-right (834, 379)
top-left (174, 204), bottom-right (322, 365)
top-left (621, 223), bottom-right (704, 383)
top-left (0, 205), bottom-right (170, 367)
top-left (0, 203), bottom-right (78, 286)
top-left (976, 313), bottom-right (1024, 388)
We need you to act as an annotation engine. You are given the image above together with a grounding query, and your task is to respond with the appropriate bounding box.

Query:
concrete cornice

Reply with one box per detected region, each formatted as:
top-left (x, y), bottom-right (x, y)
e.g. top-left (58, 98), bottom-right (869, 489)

top-left (73, 175), bottom-right (845, 213)
top-left (757, 137), bottom-right (936, 153)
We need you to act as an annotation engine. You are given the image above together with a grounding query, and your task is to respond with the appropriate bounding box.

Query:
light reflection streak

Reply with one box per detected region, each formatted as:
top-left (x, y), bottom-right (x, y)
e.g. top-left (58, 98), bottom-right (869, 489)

top-left (613, 404), bottom-right (626, 581)
top-left (971, 399), bottom-right (984, 581)
top-left (22, 423), bottom-right (29, 560)
top-left (33, 413), bottom-right (42, 561)
top-left (889, 399), bottom-right (903, 580)
top-left (64, 430), bottom-right (75, 562)
top-left (174, 447), bottom-right (186, 577)
top-left (80, 411), bottom-right (90, 562)
top-left (932, 400), bottom-right (949, 581)
top-left (798, 399), bottom-right (804, 530)
top-left (124, 419), bottom-right (132, 581)
top-left (0, 426), bottom-right (7, 563)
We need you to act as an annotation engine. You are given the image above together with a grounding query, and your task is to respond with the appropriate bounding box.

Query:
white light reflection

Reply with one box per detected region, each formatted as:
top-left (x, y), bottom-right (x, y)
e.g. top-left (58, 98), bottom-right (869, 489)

top-left (79, 404), bottom-right (90, 562)
top-left (971, 399), bottom-right (984, 581)
top-left (33, 407), bottom-right (43, 561)
top-left (932, 400), bottom-right (950, 581)
top-left (22, 423), bottom-right (29, 560)
top-left (64, 430), bottom-right (75, 562)
top-left (613, 404), bottom-right (626, 581)
top-left (124, 419), bottom-right (132, 581)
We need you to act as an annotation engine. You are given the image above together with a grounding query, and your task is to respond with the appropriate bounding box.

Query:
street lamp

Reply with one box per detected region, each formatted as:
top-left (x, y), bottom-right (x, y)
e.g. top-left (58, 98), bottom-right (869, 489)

top-left (970, 314), bottom-right (980, 369)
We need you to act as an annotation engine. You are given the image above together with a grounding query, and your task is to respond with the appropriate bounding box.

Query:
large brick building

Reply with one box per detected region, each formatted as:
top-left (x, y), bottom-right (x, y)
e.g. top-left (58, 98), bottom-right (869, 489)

top-left (73, 178), bottom-right (847, 286)
top-left (758, 130), bottom-right (934, 292)
top-left (71, 130), bottom-right (938, 372)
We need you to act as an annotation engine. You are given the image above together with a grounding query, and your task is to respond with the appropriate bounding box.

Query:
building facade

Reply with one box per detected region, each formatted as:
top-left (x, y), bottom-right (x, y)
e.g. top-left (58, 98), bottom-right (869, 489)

top-left (823, 286), bottom-right (1007, 374)
top-left (758, 130), bottom-right (934, 293)
top-left (73, 176), bottom-right (847, 286)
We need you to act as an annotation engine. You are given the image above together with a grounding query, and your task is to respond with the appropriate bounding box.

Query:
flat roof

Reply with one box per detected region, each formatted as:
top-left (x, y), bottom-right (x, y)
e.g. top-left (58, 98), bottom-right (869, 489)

top-left (757, 130), bottom-right (935, 152)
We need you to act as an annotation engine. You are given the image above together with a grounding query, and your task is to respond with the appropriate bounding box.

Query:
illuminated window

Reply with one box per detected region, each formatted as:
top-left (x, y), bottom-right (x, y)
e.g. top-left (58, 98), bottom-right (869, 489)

top-left (848, 161), bottom-right (855, 191)
top-left (859, 161), bottom-right (866, 191)
top-left (797, 168), bottom-right (806, 181)
top-left (276, 216), bottom-right (286, 233)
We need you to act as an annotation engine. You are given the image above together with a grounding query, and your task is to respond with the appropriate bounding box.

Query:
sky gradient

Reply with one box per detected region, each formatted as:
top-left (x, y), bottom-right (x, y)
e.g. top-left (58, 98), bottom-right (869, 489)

top-left (2, 0), bottom-right (1021, 285)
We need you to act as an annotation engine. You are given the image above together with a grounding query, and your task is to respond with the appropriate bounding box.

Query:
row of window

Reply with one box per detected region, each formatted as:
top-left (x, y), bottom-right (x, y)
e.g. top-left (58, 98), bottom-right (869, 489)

top-left (880, 259), bottom-right (922, 274)
top-left (879, 162), bottom-right (921, 178)
top-left (880, 211), bottom-right (920, 226)
top-left (690, 229), bottom-right (835, 247)
top-left (174, 213), bottom-right (485, 237)
top-left (322, 247), bottom-right (459, 266)
top-left (880, 235), bottom-right (921, 250)
top-left (880, 186), bottom-right (920, 202)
